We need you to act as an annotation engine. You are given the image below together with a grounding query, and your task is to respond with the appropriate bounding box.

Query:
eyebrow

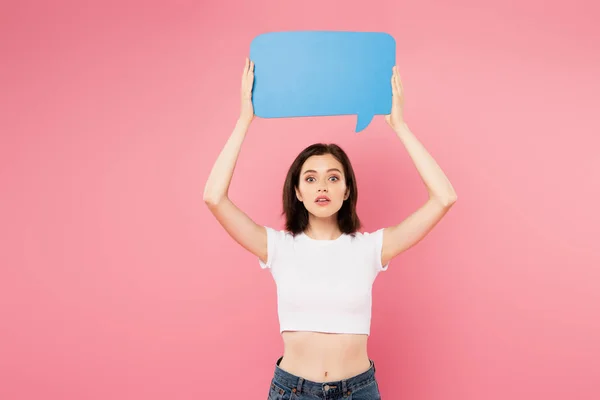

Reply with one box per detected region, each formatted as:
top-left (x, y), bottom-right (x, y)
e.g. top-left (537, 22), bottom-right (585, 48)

top-left (302, 168), bottom-right (342, 175)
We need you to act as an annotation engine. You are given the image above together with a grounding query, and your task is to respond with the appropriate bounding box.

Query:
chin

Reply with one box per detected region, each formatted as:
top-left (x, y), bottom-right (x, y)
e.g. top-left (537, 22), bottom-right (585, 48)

top-left (308, 205), bottom-right (341, 218)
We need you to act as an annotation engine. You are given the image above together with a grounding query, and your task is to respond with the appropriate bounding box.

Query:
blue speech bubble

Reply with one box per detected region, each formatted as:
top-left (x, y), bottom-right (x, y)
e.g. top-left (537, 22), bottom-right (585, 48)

top-left (249, 31), bottom-right (396, 132)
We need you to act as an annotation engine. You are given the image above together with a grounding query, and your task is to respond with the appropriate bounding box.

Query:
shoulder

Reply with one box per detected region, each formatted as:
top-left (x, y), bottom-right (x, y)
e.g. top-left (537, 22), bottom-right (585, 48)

top-left (348, 228), bottom-right (385, 242)
top-left (259, 226), bottom-right (298, 269)
top-left (263, 226), bottom-right (301, 253)
top-left (347, 228), bottom-right (389, 271)
top-left (264, 226), bottom-right (297, 241)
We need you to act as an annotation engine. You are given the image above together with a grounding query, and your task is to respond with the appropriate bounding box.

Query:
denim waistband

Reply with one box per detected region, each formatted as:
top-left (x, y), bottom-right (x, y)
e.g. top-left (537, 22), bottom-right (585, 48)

top-left (272, 356), bottom-right (377, 398)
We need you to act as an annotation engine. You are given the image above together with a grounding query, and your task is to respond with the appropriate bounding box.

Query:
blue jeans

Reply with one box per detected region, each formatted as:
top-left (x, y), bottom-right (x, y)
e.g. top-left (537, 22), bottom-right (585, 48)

top-left (268, 356), bottom-right (382, 399)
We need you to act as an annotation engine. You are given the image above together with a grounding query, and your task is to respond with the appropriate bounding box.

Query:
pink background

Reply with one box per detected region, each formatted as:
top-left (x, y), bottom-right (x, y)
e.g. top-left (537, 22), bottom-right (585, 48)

top-left (1, 0), bottom-right (599, 399)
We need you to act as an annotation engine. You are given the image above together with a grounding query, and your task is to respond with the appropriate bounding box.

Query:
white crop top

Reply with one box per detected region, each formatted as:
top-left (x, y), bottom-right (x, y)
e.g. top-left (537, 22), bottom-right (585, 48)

top-left (258, 227), bottom-right (389, 336)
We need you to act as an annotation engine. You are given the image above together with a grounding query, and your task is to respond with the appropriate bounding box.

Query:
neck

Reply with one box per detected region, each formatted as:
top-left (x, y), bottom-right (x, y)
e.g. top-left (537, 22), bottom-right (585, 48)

top-left (305, 215), bottom-right (342, 240)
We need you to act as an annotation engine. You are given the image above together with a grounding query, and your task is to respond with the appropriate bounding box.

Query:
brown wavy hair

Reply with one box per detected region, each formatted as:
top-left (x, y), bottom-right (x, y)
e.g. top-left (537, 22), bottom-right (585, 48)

top-left (281, 143), bottom-right (361, 235)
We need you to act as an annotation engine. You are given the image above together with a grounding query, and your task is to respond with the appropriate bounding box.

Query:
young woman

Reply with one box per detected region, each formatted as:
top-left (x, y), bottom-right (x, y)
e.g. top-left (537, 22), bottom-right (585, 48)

top-left (204, 58), bottom-right (457, 400)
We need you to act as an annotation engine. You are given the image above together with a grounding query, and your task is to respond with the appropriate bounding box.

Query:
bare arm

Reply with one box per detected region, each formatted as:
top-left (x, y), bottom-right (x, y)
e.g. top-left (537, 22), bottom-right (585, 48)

top-left (203, 58), bottom-right (268, 263)
top-left (203, 119), bottom-right (251, 205)
top-left (381, 66), bottom-right (457, 265)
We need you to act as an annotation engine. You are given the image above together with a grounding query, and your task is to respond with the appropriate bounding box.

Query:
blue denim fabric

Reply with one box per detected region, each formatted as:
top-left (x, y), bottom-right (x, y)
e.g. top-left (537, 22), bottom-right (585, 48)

top-left (268, 356), bottom-right (381, 400)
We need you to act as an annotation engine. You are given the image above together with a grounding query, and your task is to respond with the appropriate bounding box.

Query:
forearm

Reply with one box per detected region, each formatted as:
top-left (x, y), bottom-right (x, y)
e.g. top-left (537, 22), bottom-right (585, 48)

top-left (394, 123), bottom-right (457, 205)
top-left (203, 119), bottom-right (250, 204)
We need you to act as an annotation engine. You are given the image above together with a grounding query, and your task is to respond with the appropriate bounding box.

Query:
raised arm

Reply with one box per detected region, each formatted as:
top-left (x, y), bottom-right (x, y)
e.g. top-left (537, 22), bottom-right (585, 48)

top-left (381, 66), bottom-right (458, 266)
top-left (203, 58), bottom-right (268, 263)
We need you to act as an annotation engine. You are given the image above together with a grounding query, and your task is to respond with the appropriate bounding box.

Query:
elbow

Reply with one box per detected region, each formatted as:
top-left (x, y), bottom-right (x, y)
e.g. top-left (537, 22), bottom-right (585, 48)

top-left (202, 183), bottom-right (225, 206)
top-left (203, 195), bottom-right (219, 207)
top-left (443, 193), bottom-right (458, 207)
top-left (433, 192), bottom-right (457, 208)
top-left (203, 196), bottom-right (215, 207)
top-left (203, 192), bottom-right (227, 207)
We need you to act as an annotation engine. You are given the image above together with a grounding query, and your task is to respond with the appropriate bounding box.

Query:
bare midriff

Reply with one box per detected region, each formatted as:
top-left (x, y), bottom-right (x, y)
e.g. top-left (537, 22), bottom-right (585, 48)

top-left (279, 331), bottom-right (371, 382)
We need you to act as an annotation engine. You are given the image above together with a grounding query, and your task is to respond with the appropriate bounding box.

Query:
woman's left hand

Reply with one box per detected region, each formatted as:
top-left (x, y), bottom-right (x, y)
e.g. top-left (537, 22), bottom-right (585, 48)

top-left (385, 66), bottom-right (406, 131)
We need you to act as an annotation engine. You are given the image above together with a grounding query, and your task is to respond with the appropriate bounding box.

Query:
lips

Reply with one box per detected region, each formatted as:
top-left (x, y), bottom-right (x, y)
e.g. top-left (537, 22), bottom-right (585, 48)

top-left (315, 195), bottom-right (331, 204)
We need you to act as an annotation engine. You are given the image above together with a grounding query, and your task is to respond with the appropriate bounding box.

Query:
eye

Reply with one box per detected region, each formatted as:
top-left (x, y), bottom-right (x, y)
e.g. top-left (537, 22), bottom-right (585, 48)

top-left (306, 177), bottom-right (315, 182)
top-left (329, 176), bottom-right (339, 182)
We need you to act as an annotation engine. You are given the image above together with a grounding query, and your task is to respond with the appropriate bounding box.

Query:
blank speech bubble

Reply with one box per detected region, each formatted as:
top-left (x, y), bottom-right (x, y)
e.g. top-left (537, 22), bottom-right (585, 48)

top-left (249, 31), bottom-right (396, 133)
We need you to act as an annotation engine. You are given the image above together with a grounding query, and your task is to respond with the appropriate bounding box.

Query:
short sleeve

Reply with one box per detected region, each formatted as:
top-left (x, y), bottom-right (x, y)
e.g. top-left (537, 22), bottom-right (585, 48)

top-left (372, 228), bottom-right (389, 272)
top-left (258, 226), bottom-right (279, 269)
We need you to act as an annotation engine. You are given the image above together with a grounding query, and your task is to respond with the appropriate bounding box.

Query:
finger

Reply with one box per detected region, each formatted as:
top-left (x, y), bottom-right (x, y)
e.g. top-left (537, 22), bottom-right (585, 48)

top-left (248, 72), bottom-right (254, 91)
top-left (248, 61), bottom-right (254, 85)
top-left (242, 59), bottom-right (249, 82)
top-left (392, 66), bottom-right (400, 93)
top-left (391, 79), bottom-right (399, 108)
top-left (248, 61), bottom-right (254, 84)
top-left (391, 73), bottom-right (399, 97)
top-left (395, 67), bottom-right (404, 93)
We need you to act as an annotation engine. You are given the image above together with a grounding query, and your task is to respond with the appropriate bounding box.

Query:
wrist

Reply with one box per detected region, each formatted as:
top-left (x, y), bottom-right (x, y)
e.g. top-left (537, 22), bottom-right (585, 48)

top-left (236, 117), bottom-right (252, 130)
top-left (393, 121), bottom-right (409, 135)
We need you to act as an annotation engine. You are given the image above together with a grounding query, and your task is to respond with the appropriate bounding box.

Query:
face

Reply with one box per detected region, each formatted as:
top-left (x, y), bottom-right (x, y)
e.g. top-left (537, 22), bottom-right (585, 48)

top-left (295, 154), bottom-right (350, 219)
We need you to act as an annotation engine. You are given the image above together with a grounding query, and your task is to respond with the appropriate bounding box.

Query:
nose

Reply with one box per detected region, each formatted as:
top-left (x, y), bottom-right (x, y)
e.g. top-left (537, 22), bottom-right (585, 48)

top-left (317, 186), bottom-right (328, 192)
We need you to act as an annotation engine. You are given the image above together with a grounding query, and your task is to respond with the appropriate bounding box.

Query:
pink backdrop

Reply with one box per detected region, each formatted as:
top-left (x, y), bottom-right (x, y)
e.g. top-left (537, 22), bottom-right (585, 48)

top-left (1, 0), bottom-right (599, 399)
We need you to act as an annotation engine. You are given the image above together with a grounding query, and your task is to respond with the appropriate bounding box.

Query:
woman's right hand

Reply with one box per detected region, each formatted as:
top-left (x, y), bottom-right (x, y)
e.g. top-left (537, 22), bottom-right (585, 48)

top-left (239, 57), bottom-right (255, 125)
